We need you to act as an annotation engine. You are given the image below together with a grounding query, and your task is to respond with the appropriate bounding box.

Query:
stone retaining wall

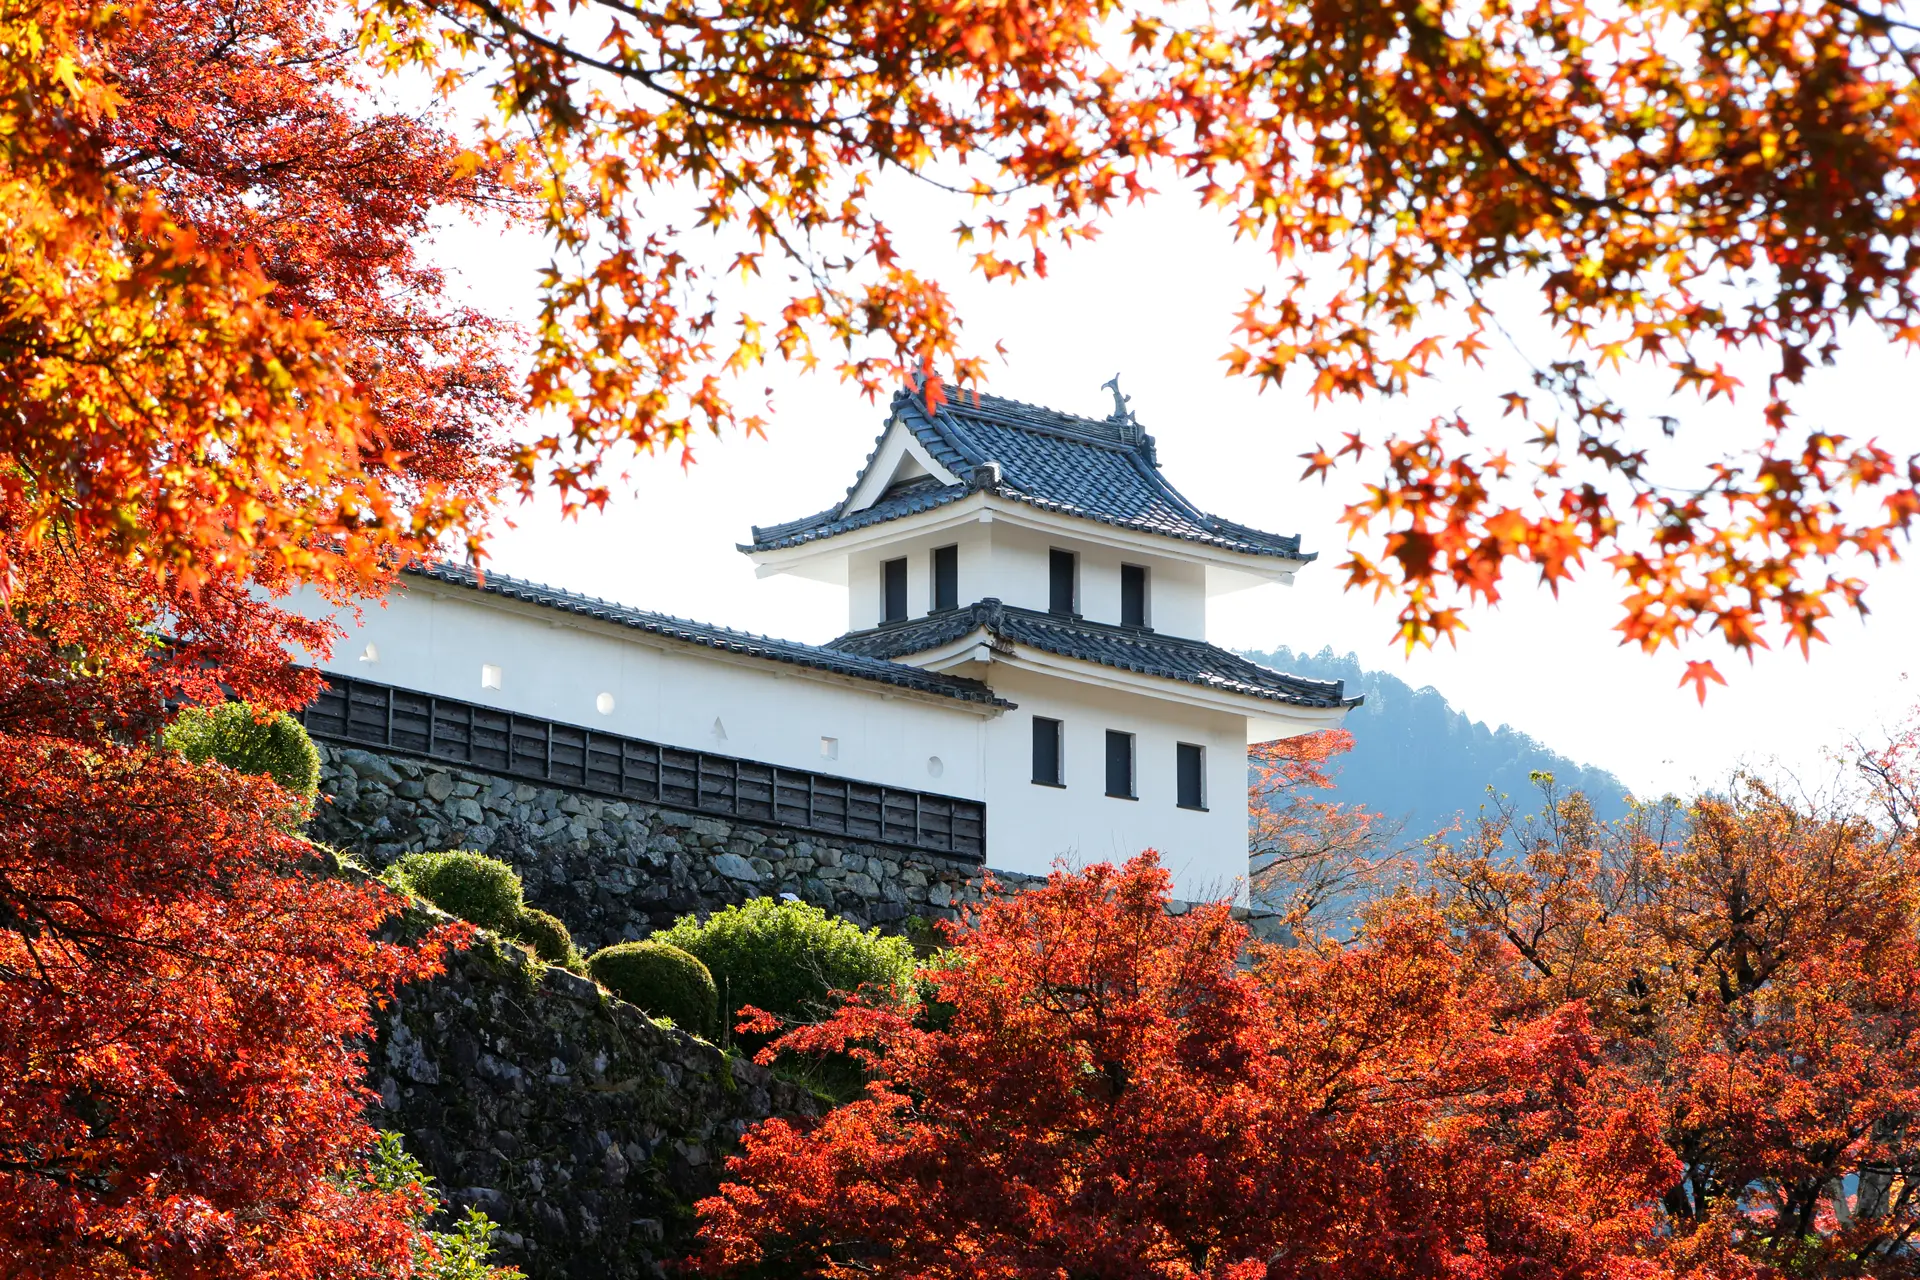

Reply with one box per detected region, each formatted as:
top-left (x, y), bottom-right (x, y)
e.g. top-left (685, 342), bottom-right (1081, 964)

top-left (311, 742), bottom-right (1043, 953)
top-left (376, 929), bottom-right (818, 1280)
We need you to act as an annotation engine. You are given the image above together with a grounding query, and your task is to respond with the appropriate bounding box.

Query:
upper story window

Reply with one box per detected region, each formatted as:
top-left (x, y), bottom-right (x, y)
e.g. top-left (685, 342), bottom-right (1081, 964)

top-left (1121, 564), bottom-right (1149, 628)
top-left (1048, 549), bottom-right (1078, 616)
top-left (882, 557), bottom-right (908, 623)
top-left (1176, 742), bottom-right (1207, 810)
top-left (1105, 730), bottom-right (1136, 800)
top-left (931, 544), bottom-right (959, 612)
top-left (1032, 716), bottom-right (1064, 786)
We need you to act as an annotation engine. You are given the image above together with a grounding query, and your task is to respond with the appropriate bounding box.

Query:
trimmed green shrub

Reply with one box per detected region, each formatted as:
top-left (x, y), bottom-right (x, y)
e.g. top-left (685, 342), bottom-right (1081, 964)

top-left (587, 941), bottom-right (718, 1037)
top-left (165, 702), bottom-right (321, 806)
top-left (510, 907), bottom-right (579, 968)
top-left (391, 851), bottom-right (525, 934)
top-left (652, 897), bottom-right (916, 1032)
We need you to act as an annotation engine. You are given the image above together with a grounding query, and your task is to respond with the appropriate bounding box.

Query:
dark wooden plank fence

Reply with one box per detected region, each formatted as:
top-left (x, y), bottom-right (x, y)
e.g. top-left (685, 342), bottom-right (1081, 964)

top-left (299, 672), bottom-right (986, 862)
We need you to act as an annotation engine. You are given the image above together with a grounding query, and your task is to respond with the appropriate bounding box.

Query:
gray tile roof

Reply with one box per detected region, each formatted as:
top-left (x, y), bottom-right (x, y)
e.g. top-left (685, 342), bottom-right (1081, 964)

top-left (405, 562), bottom-right (1011, 708)
top-left (746, 386), bottom-right (1312, 559)
top-left (827, 600), bottom-right (1358, 711)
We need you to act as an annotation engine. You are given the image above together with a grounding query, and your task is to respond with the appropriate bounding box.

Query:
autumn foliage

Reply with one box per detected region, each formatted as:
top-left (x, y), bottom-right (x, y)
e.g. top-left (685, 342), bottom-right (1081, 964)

top-left (12, 0), bottom-right (1920, 683)
top-left (0, 507), bottom-right (476, 1277)
top-left (696, 735), bottom-right (1920, 1279)
top-left (1248, 728), bottom-right (1405, 928)
top-left (1434, 768), bottom-right (1920, 1275)
top-left (0, 0), bottom-right (507, 1268)
top-left (694, 853), bottom-right (1676, 1279)
top-left (0, 740), bottom-right (453, 1275)
top-left (339, 0), bottom-right (1920, 682)
top-left (2, 0), bottom-right (516, 593)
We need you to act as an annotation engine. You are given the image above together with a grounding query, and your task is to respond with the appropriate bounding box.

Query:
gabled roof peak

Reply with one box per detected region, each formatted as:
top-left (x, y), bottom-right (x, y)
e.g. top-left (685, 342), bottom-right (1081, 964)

top-left (746, 383), bottom-right (1308, 562)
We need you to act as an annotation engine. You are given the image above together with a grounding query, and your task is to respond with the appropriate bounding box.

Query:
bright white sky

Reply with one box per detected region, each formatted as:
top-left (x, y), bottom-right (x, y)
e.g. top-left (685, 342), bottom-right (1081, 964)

top-left (432, 176), bottom-right (1920, 804)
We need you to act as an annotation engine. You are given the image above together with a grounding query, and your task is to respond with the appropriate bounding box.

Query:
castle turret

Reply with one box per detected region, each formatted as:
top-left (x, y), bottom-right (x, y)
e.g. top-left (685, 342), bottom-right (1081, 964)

top-left (745, 384), bottom-right (1359, 901)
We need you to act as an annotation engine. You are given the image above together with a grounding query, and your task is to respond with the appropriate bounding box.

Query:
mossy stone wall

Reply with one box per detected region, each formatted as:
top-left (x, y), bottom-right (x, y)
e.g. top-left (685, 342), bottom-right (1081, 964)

top-left (376, 933), bottom-right (816, 1280)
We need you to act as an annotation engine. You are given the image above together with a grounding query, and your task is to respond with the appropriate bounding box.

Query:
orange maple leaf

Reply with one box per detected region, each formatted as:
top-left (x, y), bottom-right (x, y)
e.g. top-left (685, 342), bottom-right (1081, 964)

top-left (1679, 660), bottom-right (1728, 704)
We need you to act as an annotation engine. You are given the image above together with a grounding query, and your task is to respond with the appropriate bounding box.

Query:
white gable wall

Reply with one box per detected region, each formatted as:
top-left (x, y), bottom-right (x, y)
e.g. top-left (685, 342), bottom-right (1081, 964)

top-left (978, 666), bottom-right (1251, 903)
top-left (284, 581), bottom-right (993, 801)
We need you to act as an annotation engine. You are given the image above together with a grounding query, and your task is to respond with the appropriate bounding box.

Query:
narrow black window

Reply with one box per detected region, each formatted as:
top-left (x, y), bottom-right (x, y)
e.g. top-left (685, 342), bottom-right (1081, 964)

top-left (882, 557), bottom-right (908, 623)
top-left (1048, 549), bottom-right (1078, 615)
top-left (1032, 717), bottom-right (1064, 786)
top-left (1121, 563), bottom-right (1149, 628)
top-left (1105, 730), bottom-right (1136, 799)
top-left (932, 544), bottom-right (959, 612)
top-left (1176, 742), bottom-right (1206, 810)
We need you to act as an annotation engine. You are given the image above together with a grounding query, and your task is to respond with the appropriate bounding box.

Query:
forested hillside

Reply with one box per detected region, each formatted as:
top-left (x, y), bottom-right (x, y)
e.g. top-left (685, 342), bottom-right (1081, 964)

top-left (1247, 647), bottom-right (1634, 843)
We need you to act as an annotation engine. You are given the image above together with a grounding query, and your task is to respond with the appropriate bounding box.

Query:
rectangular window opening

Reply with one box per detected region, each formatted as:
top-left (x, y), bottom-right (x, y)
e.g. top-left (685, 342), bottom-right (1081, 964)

top-left (1176, 742), bottom-right (1206, 811)
top-left (480, 663), bottom-right (503, 690)
top-left (1031, 716), bottom-right (1064, 787)
top-left (1105, 730), bottom-right (1136, 800)
top-left (882, 557), bottom-right (908, 623)
top-left (1121, 564), bottom-right (1149, 628)
top-left (932, 544), bottom-right (959, 612)
top-left (1048, 549), bottom-right (1078, 616)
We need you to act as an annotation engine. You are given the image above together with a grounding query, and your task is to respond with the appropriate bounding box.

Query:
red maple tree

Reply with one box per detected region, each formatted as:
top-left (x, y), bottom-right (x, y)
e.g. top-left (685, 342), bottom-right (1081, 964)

top-left (694, 853), bottom-right (1675, 1280)
top-left (25, 0), bottom-right (1912, 683)
top-left (0, 735), bottom-right (454, 1276)
top-left (0, 0), bottom-right (509, 1268)
top-left (348, 0), bottom-right (1920, 684)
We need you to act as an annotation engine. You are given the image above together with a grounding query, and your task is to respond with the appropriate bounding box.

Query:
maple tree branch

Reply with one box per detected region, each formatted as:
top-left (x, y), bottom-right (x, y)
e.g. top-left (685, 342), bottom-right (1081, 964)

top-left (453, 0), bottom-right (867, 135)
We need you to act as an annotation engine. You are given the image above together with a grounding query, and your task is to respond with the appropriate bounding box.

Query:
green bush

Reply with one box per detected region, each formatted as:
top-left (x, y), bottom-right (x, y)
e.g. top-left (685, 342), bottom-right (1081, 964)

top-left (357, 1132), bottom-right (520, 1280)
top-left (652, 897), bottom-right (916, 1033)
top-left (165, 702), bottom-right (321, 807)
top-left (587, 941), bottom-right (718, 1037)
top-left (510, 907), bottom-right (579, 968)
top-left (392, 851), bottom-right (525, 934)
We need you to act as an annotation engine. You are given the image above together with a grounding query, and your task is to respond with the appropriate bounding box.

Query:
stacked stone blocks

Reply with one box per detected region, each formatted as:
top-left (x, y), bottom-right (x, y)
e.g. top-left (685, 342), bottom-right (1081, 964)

top-left (311, 742), bottom-right (1039, 954)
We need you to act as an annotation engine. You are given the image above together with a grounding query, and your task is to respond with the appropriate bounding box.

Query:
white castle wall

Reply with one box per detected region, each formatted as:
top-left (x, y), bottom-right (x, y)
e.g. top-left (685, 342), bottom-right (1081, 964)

top-left (284, 574), bottom-right (1260, 904)
top-left (283, 580), bottom-right (995, 801)
top-left (979, 666), bottom-right (1252, 903)
top-left (844, 517), bottom-right (1209, 639)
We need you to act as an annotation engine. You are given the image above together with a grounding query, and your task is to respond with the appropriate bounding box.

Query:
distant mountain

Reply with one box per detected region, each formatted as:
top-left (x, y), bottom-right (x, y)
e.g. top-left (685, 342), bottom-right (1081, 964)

top-left (1244, 646), bottom-right (1635, 842)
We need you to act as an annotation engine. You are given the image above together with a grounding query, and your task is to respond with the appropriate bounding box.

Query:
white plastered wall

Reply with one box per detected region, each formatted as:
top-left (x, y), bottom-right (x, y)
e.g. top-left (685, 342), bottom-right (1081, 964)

top-left (845, 516), bottom-right (1209, 639)
top-left (846, 521), bottom-right (995, 632)
top-left (980, 522), bottom-right (1208, 638)
top-left (283, 581), bottom-right (993, 800)
top-left (977, 665), bottom-right (1251, 904)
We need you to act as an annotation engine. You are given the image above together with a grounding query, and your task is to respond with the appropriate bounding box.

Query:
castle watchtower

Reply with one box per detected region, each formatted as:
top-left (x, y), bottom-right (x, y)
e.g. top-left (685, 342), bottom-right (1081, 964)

top-left (745, 383), bottom-right (1358, 901)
